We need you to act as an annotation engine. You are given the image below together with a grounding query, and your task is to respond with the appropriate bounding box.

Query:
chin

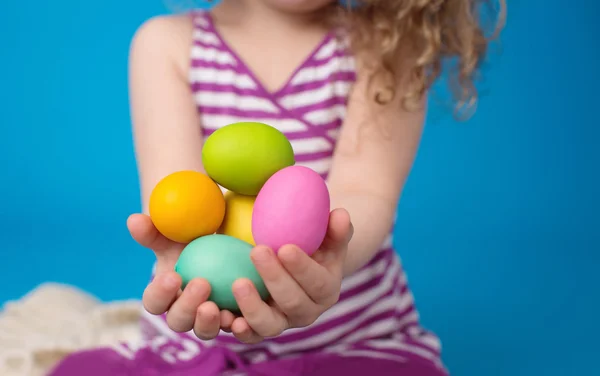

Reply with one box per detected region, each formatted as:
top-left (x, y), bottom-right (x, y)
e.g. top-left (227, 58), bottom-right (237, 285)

top-left (261, 0), bottom-right (335, 13)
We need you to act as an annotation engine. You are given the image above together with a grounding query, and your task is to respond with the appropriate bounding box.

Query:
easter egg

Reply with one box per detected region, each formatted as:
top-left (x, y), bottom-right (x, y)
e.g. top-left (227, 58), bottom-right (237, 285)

top-left (149, 170), bottom-right (225, 243)
top-left (252, 165), bottom-right (330, 256)
top-left (202, 122), bottom-right (295, 195)
top-left (218, 191), bottom-right (256, 245)
top-left (174, 234), bottom-right (269, 311)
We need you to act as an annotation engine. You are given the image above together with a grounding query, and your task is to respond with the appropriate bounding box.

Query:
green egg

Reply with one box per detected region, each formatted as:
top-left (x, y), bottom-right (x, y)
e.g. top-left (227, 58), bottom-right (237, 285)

top-left (174, 234), bottom-right (269, 312)
top-left (202, 122), bottom-right (295, 195)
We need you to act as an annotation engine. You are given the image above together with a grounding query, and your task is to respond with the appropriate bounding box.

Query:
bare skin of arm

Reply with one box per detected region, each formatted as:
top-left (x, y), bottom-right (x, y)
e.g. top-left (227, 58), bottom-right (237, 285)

top-left (127, 15), bottom-right (213, 332)
top-left (328, 67), bottom-right (425, 277)
top-left (128, 15), bottom-right (423, 344)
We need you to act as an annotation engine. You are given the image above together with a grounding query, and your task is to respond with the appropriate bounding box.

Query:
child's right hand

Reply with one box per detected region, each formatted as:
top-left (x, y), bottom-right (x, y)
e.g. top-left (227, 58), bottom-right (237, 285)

top-left (127, 213), bottom-right (237, 340)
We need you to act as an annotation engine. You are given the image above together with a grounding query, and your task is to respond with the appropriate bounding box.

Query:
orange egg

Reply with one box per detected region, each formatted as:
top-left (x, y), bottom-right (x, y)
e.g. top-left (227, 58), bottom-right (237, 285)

top-left (149, 170), bottom-right (225, 243)
top-left (218, 191), bottom-right (256, 245)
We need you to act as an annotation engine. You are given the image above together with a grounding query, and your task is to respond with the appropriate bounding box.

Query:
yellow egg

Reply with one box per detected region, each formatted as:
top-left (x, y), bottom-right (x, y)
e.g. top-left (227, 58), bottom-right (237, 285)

top-left (218, 191), bottom-right (256, 245)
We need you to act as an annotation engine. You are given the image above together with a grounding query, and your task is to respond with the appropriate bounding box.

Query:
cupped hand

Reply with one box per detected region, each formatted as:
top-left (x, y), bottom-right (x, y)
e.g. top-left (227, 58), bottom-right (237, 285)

top-left (127, 214), bottom-right (234, 339)
top-left (127, 208), bottom-right (353, 343)
top-left (228, 208), bottom-right (353, 344)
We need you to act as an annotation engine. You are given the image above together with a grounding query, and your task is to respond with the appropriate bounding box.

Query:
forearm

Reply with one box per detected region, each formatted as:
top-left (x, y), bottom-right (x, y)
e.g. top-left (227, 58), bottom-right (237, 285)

top-left (330, 191), bottom-right (396, 277)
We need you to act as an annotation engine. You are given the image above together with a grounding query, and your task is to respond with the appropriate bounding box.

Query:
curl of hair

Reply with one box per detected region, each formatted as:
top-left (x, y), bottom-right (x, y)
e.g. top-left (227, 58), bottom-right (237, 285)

top-left (330, 0), bottom-right (506, 117)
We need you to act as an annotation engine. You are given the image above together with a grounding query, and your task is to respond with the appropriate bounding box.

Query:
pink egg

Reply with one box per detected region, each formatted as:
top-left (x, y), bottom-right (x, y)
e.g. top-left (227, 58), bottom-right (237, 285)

top-left (252, 165), bottom-right (330, 256)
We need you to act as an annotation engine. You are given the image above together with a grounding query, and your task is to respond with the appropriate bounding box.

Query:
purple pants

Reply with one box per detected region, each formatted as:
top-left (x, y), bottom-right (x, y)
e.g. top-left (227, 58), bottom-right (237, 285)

top-left (49, 340), bottom-right (447, 376)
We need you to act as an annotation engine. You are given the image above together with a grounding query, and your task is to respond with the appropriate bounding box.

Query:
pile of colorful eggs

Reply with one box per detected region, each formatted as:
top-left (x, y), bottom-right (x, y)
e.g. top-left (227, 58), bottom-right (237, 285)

top-left (148, 122), bottom-right (331, 311)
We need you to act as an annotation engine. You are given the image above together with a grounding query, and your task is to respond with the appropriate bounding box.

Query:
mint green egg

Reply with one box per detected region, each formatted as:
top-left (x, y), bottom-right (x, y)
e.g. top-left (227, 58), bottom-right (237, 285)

top-left (202, 122), bottom-right (295, 195)
top-left (174, 234), bottom-right (269, 311)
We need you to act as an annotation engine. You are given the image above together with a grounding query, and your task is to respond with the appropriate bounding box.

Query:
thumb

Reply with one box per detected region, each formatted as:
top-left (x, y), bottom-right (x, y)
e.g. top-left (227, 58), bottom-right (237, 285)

top-left (321, 208), bottom-right (353, 251)
top-left (314, 209), bottom-right (353, 269)
top-left (127, 214), bottom-right (172, 251)
top-left (127, 214), bottom-right (184, 272)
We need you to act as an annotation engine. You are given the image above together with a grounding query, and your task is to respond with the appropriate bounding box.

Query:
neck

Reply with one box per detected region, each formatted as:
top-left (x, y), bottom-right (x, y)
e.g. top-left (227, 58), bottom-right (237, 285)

top-left (214, 0), bottom-right (325, 34)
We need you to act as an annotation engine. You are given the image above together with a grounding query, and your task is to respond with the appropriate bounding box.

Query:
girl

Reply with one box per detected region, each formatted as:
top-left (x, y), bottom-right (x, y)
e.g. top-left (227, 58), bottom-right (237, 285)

top-left (50, 0), bottom-right (504, 375)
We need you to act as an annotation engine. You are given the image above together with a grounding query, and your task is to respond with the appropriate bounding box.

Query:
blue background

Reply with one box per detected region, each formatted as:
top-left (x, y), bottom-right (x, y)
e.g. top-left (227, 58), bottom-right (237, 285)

top-left (0, 1), bottom-right (598, 375)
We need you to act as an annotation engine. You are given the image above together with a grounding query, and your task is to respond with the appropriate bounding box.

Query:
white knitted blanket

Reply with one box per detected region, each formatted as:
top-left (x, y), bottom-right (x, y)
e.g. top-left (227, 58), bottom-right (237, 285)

top-left (0, 283), bottom-right (143, 376)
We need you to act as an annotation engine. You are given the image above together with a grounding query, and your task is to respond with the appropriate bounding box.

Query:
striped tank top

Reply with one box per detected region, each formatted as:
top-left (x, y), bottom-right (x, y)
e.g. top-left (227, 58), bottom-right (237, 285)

top-left (142, 11), bottom-right (445, 371)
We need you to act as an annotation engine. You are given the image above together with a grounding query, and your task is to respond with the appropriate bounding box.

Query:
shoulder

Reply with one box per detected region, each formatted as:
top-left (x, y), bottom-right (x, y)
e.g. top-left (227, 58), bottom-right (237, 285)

top-left (129, 14), bottom-right (197, 75)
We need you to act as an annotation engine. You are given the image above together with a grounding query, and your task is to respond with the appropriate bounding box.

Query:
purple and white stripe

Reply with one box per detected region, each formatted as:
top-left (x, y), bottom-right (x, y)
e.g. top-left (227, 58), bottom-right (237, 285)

top-left (142, 10), bottom-right (444, 371)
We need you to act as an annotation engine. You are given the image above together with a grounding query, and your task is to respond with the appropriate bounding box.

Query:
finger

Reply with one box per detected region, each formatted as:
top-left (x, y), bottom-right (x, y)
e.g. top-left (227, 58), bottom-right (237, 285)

top-left (232, 278), bottom-right (288, 337)
top-left (166, 278), bottom-right (211, 333)
top-left (250, 246), bottom-right (316, 324)
top-left (143, 271), bottom-right (181, 315)
top-left (231, 317), bottom-right (264, 344)
top-left (278, 245), bottom-right (338, 306)
top-left (193, 301), bottom-right (221, 340)
top-left (219, 310), bottom-right (236, 333)
top-left (312, 208), bottom-right (352, 272)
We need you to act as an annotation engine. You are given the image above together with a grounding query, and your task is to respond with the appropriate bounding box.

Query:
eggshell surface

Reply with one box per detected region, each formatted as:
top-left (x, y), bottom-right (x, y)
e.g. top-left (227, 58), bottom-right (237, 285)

top-left (252, 166), bottom-right (330, 256)
top-left (149, 170), bottom-right (225, 243)
top-left (218, 191), bottom-right (256, 245)
top-left (202, 122), bottom-right (295, 195)
top-left (175, 234), bottom-right (269, 311)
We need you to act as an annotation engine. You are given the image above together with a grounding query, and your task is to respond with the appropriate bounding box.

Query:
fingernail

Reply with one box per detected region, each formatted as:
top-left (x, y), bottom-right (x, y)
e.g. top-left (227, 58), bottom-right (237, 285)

top-left (198, 307), bottom-right (217, 321)
top-left (234, 282), bottom-right (251, 299)
top-left (163, 275), bottom-right (179, 289)
top-left (187, 282), bottom-right (199, 295)
top-left (279, 246), bottom-right (299, 262)
top-left (251, 247), bottom-right (272, 264)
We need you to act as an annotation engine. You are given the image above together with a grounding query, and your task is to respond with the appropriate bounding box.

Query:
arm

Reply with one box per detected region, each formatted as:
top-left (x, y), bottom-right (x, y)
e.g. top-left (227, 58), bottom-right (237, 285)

top-left (128, 15), bottom-right (213, 322)
top-left (327, 66), bottom-right (426, 277)
top-left (130, 14), bottom-right (253, 341)
top-left (227, 69), bottom-right (425, 342)
top-left (129, 15), bottom-right (203, 215)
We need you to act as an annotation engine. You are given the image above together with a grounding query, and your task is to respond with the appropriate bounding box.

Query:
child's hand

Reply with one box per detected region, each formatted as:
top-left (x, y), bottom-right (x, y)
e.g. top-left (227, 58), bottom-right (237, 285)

top-left (127, 214), bottom-right (221, 336)
top-left (127, 208), bottom-right (353, 343)
top-left (222, 208), bottom-right (353, 344)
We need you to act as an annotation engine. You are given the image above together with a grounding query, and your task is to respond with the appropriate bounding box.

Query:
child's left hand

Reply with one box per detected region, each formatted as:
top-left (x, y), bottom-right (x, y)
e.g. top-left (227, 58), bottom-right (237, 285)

top-left (195, 208), bottom-right (353, 344)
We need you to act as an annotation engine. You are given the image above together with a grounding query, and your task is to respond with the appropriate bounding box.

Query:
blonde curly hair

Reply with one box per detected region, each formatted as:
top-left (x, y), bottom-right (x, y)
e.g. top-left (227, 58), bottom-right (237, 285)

top-left (330, 0), bottom-right (506, 117)
top-left (177, 0), bottom-right (505, 116)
